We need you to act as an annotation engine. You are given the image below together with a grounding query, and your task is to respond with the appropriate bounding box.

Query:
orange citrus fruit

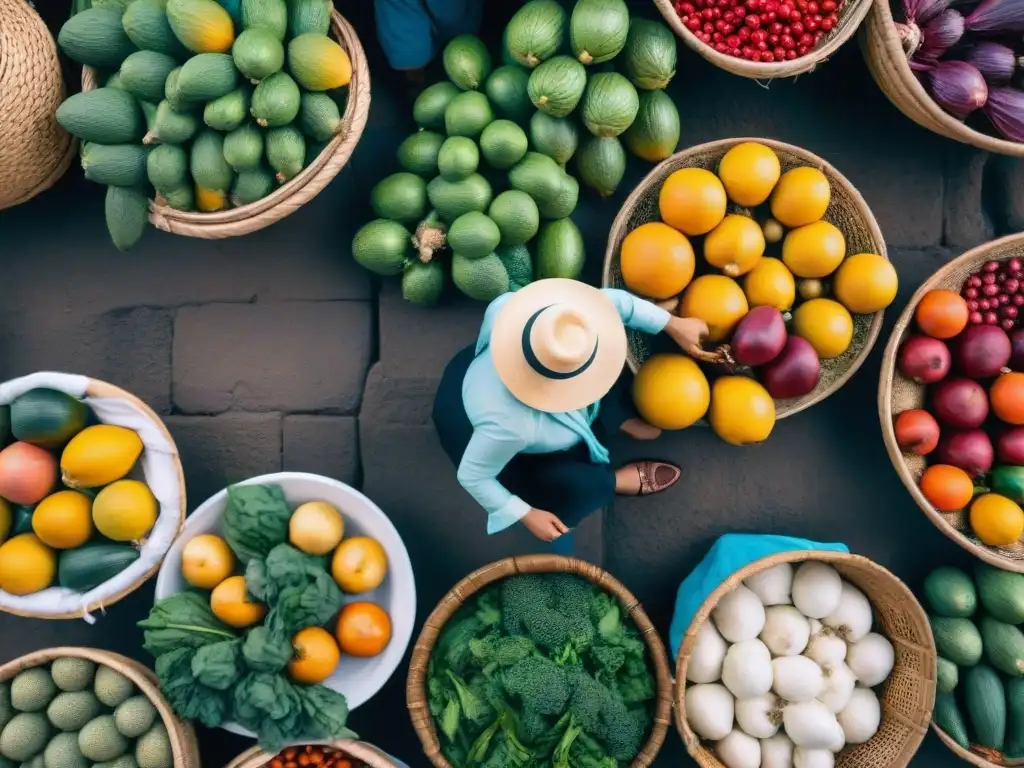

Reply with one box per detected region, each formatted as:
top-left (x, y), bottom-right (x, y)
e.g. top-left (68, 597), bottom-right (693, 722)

top-left (717, 142), bottom-right (781, 206)
top-left (782, 221), bottom-right (846, 279)
top-left (31, 490), bottom-right (93, 549)
top-left (833, 253), bottom-right (898, 314)
top-left (289, 627), bottom-right (341, 685)
top-left (679, 275), bottom-right (749, 342)
top-left (632, 354), bottom-right (711, 430)
top-left (971, 493), bottom-right (1024, 546)
top-left (181, 534), bottom-right (235, 589)
top-left (620, 222), bottom-right (696, 299)
top-left (709, 376), bottom-right (776, 445)
top-left (210, 575), bottom-right (266, 628)
top-left (336, 602), bottom-right (392, 658)
top-left (658, 168), bottom-right (727, 236)
top-left (770, 166), bottom-right (831, 227)
top-left (703, 214), bottom-right (765, 278)
top-left (792, 298), bottom-right (854, 359)
top-left (920, 464), bottom-right (974, 511)
top-left (915, 289), bottom-right (970, 339)
top-left (991, 372), bottom-right (1024, 425)
top-left (743, 257), bottom-right (796, 311)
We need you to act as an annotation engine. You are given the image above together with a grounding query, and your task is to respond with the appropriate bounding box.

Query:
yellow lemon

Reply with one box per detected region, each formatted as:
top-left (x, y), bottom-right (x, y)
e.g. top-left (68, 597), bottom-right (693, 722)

top-left (717, 142), bottom-right (781, 206)
top-left (703, 214), bottom-right (765, 278)
top-left (181, 534), bottom-right (235, 589)
top-left (289, 501), bottom-right (345, 556)
top-left (632, 354), bottom-right (711, 430)
top-left (61, 424), bottom-right (143, 489)
top-left (0, 498), bottom-right (10, 545)
top-left (770, 166), bottom-right (831, 227)
top-left (658, 168), bottom-right (727, 236)
top-left (782, 221), bottom-right (846, 279)
top-left (832, 253), bottom-right (899, 314)
top-left (709, 376), bottom-right (776, 446)
top-left (679, 275), bottom-right (749, 342)
top-left (32, 490), bottom-right (94, 549)
top-left (793, 298), bottom-right (854, 359)
top-left (0, 533), bottom-right (56, 595)
top-left (211, 575), bottom-right (266, 628)
top-left (92, 479), bottom-right (158, 542)
top-left (970, 494), bottom-right (1024, 546)
top-left (744, 257), bottom-right (796, 311)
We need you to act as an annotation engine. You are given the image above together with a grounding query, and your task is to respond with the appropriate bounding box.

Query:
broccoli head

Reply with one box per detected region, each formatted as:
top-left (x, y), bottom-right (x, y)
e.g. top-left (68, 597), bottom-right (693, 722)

top-left (501, 574), bottom-right (554, 634)
top-left (595, 696), bottom-right (647, 761)
top-left (502, 655), bottom-right (571, 716)
top-left (569, 730), bottom-right (619, 768)
top-left (470, 633), bottom-right (537, 668)
top-left (590, 644), bottom-right (626, 681)
top-left (565, 667), bottom-right (610, 733)
top-left (523, 606), bottom-right (572, 652)
top-left (548, 573), bottom-right (593, 620)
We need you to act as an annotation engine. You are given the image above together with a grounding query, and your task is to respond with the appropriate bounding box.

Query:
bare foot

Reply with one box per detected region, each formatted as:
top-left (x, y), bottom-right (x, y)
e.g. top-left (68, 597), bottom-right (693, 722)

top-left (614, 461), bottom-right (682, 496)
top-left (620, 417), bottom-right (662, 441)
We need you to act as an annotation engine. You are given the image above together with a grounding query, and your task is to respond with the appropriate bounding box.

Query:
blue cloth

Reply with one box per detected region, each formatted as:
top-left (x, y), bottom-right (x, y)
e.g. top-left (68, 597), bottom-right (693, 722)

top-left (668, 533), bottom-right (850, 659)
top-left (374, 0), bottom-right (485, 70)
top-left (458, 289), bottom-right (671, 534)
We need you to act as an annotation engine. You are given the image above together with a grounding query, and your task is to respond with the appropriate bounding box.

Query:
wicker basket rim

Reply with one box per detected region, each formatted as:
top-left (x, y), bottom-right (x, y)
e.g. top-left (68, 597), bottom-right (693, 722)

top-left (223, 740), bottom-right (400, 768)
top-left (601, 136), bottom-right (887, 419)
top-left (405, 554), bottom-right (674, 768)
top-left (878, 233), bottom-right (1024, 573)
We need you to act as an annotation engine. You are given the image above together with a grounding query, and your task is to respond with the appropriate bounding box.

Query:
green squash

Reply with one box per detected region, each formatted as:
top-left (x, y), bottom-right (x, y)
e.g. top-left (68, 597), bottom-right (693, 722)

top-left (413, 82), bottom-right (460, 131)
top-left (447, 211), bottom-right (501, 260)
top-left (118, 48), bottom-right (179, 102)
top-left (934, 692), bottom-right (969, 749)
top-left (443, 34), bottom-right (492, 91)
top-left (981, 616), bottom-right (1024, 677)
top-left (576, 135), bottom-right (626, 198)
top-left (163, 67), bottom-right (193, 112)
top-left (10, 390), bottom-right (87, 448)
top-left (144, 100), bottom-right (199, 145)
top-left (535, 218), bottom-right (585, 280)
top-left (122, 0), bottom-right (190, 58)
top-left (56, 88), bottom-right (144, 145)
top-left (223, 122), bottom-right (264, 171)
top-left (265, 125), bottom-right (306, 183)
top-left (479, 120), bottom-right (528, 171)
top-left (484, 65), bottom-right (532, 125)
top-left (203, 86), bottom-right (251, 131)
top-left (504, 0), bottom-right (567, 68)
top-left (190, 129), bottom-right (234, 192)
top-left (581, 72), bottom-right (639, 138)
top-left (427, 173), bottom-right (493, 223)
top-left (105, 186), bottom-right (150, 252)
top-left (146, 143), bottom-right (189, 191)
top-left (570, 0), bottom-right (629, 64)
top-left (508, 151), bottom-right (564, 202)
top-left (232, 27), bottom-right (284, 83)
top-left (402, 261), bottom-right (447, 308)
top-left (159, 185), bottom-right (195, 211)
top-left (530, 111), bottom-right (580, 165)
top-left (396, 131), bottom-right (444, 178)
top-left (1007, 677), bottom-right (1024, 758)
top-left (623, 89), bottom-right (681, 162)
top-left (352, 219), bottom-right (413, 277)
top-left (527, 55), bottom-right (587, 118)
top-left (57, 8), bottom-right (136, 69)
top-left (622, 18), bottom-right (678, 90)
top-left (176, 53), bottom-right (239, 102)
top-left (976, 563), bottom-right (1024, 624)
top-left (58, 544), bottom-right (141, 592)
top-left (443, 90), bottom-right (494, 138)
top-left (965, 664), bottom-right (1006, 751)
top-left (241, 0), bottom-right (287, 40)
top-left (230, 166), bottom-right (276, 206)
top-left (81, 143), bottom-right (150, 187)
top-left (250, 71), bottom-right (300, 127)
top-left (299, 92), bottom-right (342, 142)
top-left (288, 0), bottom-right (331, 36)
top-left (371, 172), bottom-right (428, 224)
top-left (536, 172), bottom-right (579, 220)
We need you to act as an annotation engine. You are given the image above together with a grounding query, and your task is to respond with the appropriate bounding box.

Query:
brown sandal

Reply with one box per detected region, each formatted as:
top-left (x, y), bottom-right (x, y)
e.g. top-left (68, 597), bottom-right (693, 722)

top-left (630, 460), bottom-right (682, 496)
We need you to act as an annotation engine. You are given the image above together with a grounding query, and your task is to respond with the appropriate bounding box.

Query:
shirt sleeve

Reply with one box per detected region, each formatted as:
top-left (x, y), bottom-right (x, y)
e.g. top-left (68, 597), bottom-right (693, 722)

top-left (456, 420), bottom-right (532, 534)
top-left (603, 288), bottom-right (672, 335)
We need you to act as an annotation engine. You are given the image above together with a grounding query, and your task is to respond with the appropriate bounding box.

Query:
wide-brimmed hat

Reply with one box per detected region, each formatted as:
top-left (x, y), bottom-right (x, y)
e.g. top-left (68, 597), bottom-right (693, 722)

top-left (490, 279), bottom-right (628, 413)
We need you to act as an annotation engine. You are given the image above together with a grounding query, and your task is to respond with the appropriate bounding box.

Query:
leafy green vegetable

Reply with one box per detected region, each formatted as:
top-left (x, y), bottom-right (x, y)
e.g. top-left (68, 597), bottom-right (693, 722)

top-left (294, 684), bottom-right (358, 741)
top-left (241, 617), bottom-right (293, 673)
top-left (223, 483), bottom-right (292, 564)
top-left (252, 544), bottom-right (344, 632)
top-left (138, 592), bottom-right (236, 657)
top-left (155, 648), bottom-right (230, 728)
top-left (191, 639), bottom-right (244, 691)
top-left (232, 672), bottom-right (304, 753)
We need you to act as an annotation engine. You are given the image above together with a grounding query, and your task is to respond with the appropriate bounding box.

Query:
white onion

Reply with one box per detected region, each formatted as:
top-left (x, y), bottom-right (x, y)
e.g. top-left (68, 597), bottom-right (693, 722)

top-left (816, 661), bottom-right (856, 714)
top-left (761, 606), bottom-right (811, 657)
top-left (846, 632), bottom-right (895, 688)
top-left (791, 562), bottom-right (843, 619)
top-left (838, 688), bottom-right (881, 744)
top-left (723, 639), bottom-right (774, 699)
top-left (686, 683), bottom-right (735, 741)
top-left (783, 700), bottom-right (844, 750)
top-left (772, 656), bottom-right (825, 703)
top-left (760, 733), bottom-right (795, 768)
top-left (714, 584), bottom-right (767, 643)
top-left (805, 629), bottom-right (847, 668)
top-left (688, 621), bottom-right (728, 684)
top-left (716, 728), bottom-right (761, 768)
top-left (823, 581), bottom-right (873, 643)
top-left (735, 693), bottom-right (781, 739)
top-left (794, 747), bottom-right (835, 768)
top-left (744, 563), bottom-right (794, 606)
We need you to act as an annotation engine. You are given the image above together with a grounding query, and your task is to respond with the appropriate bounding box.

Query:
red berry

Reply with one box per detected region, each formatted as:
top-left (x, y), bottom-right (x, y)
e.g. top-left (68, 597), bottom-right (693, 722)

top-left (786, 49), bottom-right (797, 58)
top-left (726, 34), bottom-right (741, 46)
top-left (965, 287), bottom-right (979, 299)
top-left (790, 20), bottom-right (804, 33)
top-left (820, 16), bottom-right (834, 29)
top-left (984, 260), bottom-right (1001, 272)
top-left (768, 20), bottom-right (783, 32)
top-left (773, 46), bottom-right (786, 59)
top-left (797, 44), bottom-right (810, 54)
top-left (986, 311), bottom-right (1000, 324)
top-left (1007, 306), bottom-right (1020, 319)
top-left (739, 26), bottom-right (751, 38)
top-left (751, 28), bottom-right (768, 42)
top-left (778, 2), bottom-right (793, 14)
top-left (745, 13), bottom-right (762, 26)
top-left (769, 33), bottom-right (780, 43)
top-left (734, 6), bottom-right (747, 16)
top-left (967, 300), bottom-right (980, 312)
top-left (687, 17), bottom-right (702, 29)
top-left (1006, 279), bottom-right (1020, 293)
top-left (711, 7), bottom-right (722, 17)
top-left (713, 31), bottom-right (724, 41)
top-left (780, 33), bottom-right (795, 47)
top-left (724, 11), bottom-right (737, 21)
top-left (799, 32), bottom-right (814, 45)
top-left (970, 311), bottom-right (984, 324)
top-left (822, 0), bottom-right (837, 9)
top-left (1010, 257), bottom-right (1023, 272)
top-left (983, 272), bottom-right (998, 285)
top-left (715, 41), bottom-right (728, 51)
top-left (805, 16), bottom-right (819, 30)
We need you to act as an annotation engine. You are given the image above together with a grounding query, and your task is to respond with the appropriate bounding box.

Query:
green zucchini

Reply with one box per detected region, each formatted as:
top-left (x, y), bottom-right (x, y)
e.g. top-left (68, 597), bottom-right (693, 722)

top-left (937, 657), bottom-right (959, 693)
top-left (931, 615), bottom-right (984, 667)
top-left (976, 563), bottom-right (1024, 624)
top-left (965, 664), bottom-right (1006, 751)
top-left (981, 616), bottom-right (1024, 677)
top-left (58, 544), bottom-right (140, 592)
top-left (1006, 677), bottom-right (1024, 758)
top-left (10, 389), bottom-right (88, 448)
top-left (923, 566), bottom-right (978, 618)
top-left (934, 692), bottom-right (970, 750)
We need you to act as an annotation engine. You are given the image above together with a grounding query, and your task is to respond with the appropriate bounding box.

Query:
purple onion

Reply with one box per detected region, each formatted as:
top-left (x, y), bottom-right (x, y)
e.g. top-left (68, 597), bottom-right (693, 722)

top-left (985, 87), bottom-right (1024, 140)
top-left (917, 9), bottom-right (965, 59)
top-left (927, 60), bottom-right (989, 119)
top-left (966, 0), bottom-right (1024, 33)
top-left (904, 0), bottom-right (951, 23)
top-left (963, 41), bottom-right (1023, 83)
top-left (896, 21), bottom-right (924, 55)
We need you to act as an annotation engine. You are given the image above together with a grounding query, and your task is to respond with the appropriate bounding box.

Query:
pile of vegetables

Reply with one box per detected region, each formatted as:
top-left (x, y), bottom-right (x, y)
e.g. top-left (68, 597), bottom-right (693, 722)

top-left (426, 572), bottom-right (658, 767)
top-left (896, 0), bottom-right (1024, 139)
top-left (684, 560), bottom-right (895, 768)
top-left (267, 744), bottom-right (372, 768)
top-left (0, 388), bottom-right (159, 598)
top-left (55, 0), bottom-right (350, 251)
top-left (0, 656), bottom-right (171, 767)
top-left (923, 564), bottom-right (1024, 760)
top-left (351, 0), bottom-right (682, 308)
top-left (139, 484), bottom-right (394, 751)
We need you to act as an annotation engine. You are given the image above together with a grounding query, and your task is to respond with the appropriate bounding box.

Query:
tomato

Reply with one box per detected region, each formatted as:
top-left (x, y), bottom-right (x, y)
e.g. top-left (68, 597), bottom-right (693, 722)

top-left (288, 627), bottom-right (341, 685)
top-left (335, 601), bottom-right (392, 657)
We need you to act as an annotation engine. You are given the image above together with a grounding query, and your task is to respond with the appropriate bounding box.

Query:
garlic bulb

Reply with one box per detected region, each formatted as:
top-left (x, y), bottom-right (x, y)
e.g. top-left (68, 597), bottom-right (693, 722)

top-left (783, 700), bottom-right (845, 750)
top-left (716, 728), bottom-right (761, 768)
top-left (761, 605), bottom-right (811, 657)
top-left (722, 639), bottom-right (774, 699)
top-left (823, 582), bottom-right (873, 643)
top-left (735, 693), bottom-right (782, 739)
top-left (794, 747), bottom-right (835, 768)
top-left (760, 733), bottom-right (795, 768)
top-left (713, 584), bottom-right (767, 643)
top-left (817, 661), bottom-right (856, 714)
top-left (686, 683), bottom-right (735, 741)
top-left (744, 563), bottom-right (794, 606)
top-left (791, 562), bottom-right (843, 619)
top-left (687, 621), bottom-right (727, 684)
top-left (838, 688), bottom-right (881, 744)
top-left (846, 632), bottom-right (895, 688)
top-left (772, 656), bottom-right (825, 703)
top-left (805, 627), bottom-right (847, 668)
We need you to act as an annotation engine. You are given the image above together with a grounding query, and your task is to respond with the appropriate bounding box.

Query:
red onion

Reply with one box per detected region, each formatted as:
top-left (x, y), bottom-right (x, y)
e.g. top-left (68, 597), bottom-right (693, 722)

top-left (966, 0), bottom-right (1024, 33)
top-left (905, 0), bottom-right (951, 23)
top-left (984, 87), bottom-right (1024, 141)
top-left (927, 60), bottom-right (989, 119)
top-left (897, 22), bottom-right (925, 56)
top-left (962, 42), bottom-right (1022, 84)
top-left (917, 9), bottom-right (966, 60)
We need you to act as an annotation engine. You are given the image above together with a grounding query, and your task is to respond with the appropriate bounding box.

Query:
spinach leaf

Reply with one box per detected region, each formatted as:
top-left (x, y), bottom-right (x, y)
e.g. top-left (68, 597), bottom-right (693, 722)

top-left (232, 672), bottom-right (304, 752)
top-left (223, 484), bottom-right (292, 564)
top-left (191, 639), bottom-right (244, 691)
top-left (262, 543), bottom-right (330, 588)
top-left (241, 617), bottom-right (293, 673)
top-left (139, 592), bottom-right (236, 657)
top-left (155, 648), bottom-right (230, 728)
top-left (245, 556), bottom-right (277, 604)
top-left (275, 573), bottom-right (344, 633)
top-left (294, 683), bottom-right (357, 741)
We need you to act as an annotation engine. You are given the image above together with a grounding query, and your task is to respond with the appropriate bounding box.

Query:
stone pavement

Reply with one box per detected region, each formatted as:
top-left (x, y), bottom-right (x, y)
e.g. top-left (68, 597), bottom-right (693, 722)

top-left (2, 0), bottom-right (1024, 764)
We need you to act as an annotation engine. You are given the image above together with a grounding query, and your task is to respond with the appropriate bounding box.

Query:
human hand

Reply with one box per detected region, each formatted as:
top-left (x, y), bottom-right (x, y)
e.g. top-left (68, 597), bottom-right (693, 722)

top-left (665, 316), bottom-right (710, 357)
top-left (521, 508), bottom-right (570, 541)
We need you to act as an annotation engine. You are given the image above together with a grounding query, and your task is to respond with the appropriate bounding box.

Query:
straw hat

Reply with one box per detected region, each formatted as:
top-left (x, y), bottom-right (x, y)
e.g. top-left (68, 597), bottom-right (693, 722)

top-left (490, 279), bottom-right (628, 413)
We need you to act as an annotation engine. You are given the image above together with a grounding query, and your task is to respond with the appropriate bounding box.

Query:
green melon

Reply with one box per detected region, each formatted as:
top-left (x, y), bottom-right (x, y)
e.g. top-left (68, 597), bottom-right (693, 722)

top-left (452, 253), bottom-right (509, 301)
top-left (622, 89), bottom-right (680, 162)
top-left (402, 261), bottom-right (447, 308)
top-left (448, 211), bottom-right (501, 259)
top-left (427, 173), bottom-right (493, 222)
top-left (527, 55), bottom-right (587, 118)
top-left (497, 244), bottom-right (535, 290)
top-left (504, 0), bottom-right (567, 68)
top-left (529, 111), bottom-right (580, 165)
top-left (581, 72), bottom-right (639, 138)
top-left (437, 136), bottom-right (479, 181)
top-left (535, 217), bottom-right (585, 280)
top-left (484, 65), bottom-right (532, 124)
top-left (570, 0), bottom-right (630, 64)
top-left (508, 151), bottom-right (564, 203)
top-left (444, 90), bottom-right (494, 138)
top-left (577, 135), bottom-right (627, 198)
top-left (443, 34), bottom-right (492, 90)
top-left (352, 219), bottom-right (412, 276)
top-left (413, 82), bottom-right (460, 130)
top-left (536, 172), bottom-right (579, 220)
top-left (489, 190), bottom-right (539, 246)
top-left (396, 131), bottom-right (444, 178)
top-left (370, 172), bottom-right (427, 224)
top-left (622, 18), bottom-right (678, 90)
top-left (479, 120), bottom-right (528, 170)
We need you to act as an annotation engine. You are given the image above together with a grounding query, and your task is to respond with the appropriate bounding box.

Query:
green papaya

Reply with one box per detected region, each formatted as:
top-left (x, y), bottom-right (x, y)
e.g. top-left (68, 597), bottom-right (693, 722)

top-left (298, 92), bottom-right (341, 142)
top-left (241, 0), bottom-right (286, 39)
top-left (232, 26), bottom-right (284, 82)
top-left (58, 8), bottom-right (137, 69)
top-left (203, 87), bottom-right (251, 131)
top-left (288, 0), bottom-right (331, 36)
top-left (81, 143), bottom-right (150, 187)
top-left (176, 52), bottom-right (239, 101)
top-left (250, 71), bottom-right (300, 127)
top-left (622, 89), bottom-right (680, 162)
top-left (222, 122), bottom-right (264, 171)
top-left (143, 100), bottom-right (198, 144)
top-left (230, 166), bottom-right (276, 206)
top-left (442, 34), bottom-right (492, 90)
top-left (105, 186), bottom-right (149, 252)
top-left (265, 125), bottom-right (306, 183)
top-left (527, 55), bottom-right (586, 117)
top-left (122, 0), bottom-right (190, 58)
top-left (504, 0), bottom-right (566, 68)
top-left (576, 135), bottom-right (627, 198)
top-left (146, 143), bottom-right (190, 191)
top-left (570, 0), bottom-right (629, 64)
top-left (190, 129), bottom-right (233, 192)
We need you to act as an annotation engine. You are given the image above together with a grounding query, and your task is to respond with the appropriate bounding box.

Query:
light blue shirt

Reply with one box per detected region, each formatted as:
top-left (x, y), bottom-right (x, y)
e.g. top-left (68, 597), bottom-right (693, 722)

top-left (458, 289), bottom-right (671, 534)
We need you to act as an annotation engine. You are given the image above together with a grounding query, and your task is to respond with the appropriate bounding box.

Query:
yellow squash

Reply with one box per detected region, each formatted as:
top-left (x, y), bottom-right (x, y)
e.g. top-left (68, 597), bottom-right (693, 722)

top-left (92, 479), bottom-right (158, 542)
top-left (61, 424), bottom-right (143, 489)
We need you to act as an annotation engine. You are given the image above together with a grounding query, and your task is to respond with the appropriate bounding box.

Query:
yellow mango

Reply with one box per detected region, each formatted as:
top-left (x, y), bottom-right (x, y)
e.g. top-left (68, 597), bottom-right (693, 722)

top-left (196, 186), bottom-right (227, 211)
top-left (61, 424), bottom-right (143, 489)
top-left (287, 33), bottom-right (351, 91)
top-left (166, 0), bottom-right (235, 54)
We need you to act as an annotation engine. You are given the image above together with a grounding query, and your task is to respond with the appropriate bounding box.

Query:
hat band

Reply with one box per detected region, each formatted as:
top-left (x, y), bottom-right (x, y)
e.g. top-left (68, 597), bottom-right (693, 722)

top-left (522, 306), bottom-right (599, 381)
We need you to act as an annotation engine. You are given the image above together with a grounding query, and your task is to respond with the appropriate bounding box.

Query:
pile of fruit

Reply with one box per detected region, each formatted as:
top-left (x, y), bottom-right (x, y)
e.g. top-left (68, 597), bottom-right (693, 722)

top-left (626, 141), bottom-right (897, 446)
top-left (0, 656), bottom-right (172, 767)
top-left (351, 0), bottom-right (681, 308)
top-left (55, 0), bottom-right (350, 251)
top-left (140, 483), bottom-right (391, 750)
top-left (892, 268), bottom-right (1024, 548)
top-left (686, 560), bottom-right (894, 768)
top-left (923, 564), bottom-right (1024, 761)
top-left (0, 388), bottom-right (158, 598)
top-left (267, 744), bottom-right (371, 768)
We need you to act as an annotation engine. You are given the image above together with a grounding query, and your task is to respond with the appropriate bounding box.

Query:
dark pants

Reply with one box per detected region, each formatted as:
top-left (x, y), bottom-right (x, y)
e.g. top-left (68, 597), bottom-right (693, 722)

top-left (432, 346), bottom-right (636, 533)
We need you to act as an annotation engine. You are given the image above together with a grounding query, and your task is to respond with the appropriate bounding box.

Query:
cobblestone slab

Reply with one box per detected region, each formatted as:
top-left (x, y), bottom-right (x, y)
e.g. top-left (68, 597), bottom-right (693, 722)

top-left (283, 415), bottom-right (360, 484)
top-left (944, 145), bottom-right (995, 249)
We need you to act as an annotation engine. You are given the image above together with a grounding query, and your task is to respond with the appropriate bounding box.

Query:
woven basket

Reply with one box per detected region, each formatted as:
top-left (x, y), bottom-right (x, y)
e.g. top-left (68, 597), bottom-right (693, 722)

top-left (860, 0), bottom-right (1024, 156)
top-left (406, 555), bottom-right (674, 767)
top-left (0, 374), bottom-right (187, 619)
top-left (879, 234), bottom-right (1024, 572)
top-left (675, 550), bottom-right (935, 768)
top-left (0, 0), bottom-right (76, 210)
top-left (652, 0), bottom-right (873, 79)
top-left (0, 646), bottom-right (200, 767)
top-left (224, 741), bottom-right (400, 768)
top-left (81, 10), bottom-right (370, 239)
top-left (603, 137), bottom-right (887, 421)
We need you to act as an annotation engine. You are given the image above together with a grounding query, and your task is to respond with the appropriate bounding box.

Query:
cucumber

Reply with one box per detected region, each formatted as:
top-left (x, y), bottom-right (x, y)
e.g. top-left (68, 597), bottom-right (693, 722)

top-left (923, 566), bottom-right (978, 618)
top-left (965, 664), bottom-right (1006, 751)
top-left (930, 615), bottom-right (984, 667)
top-left (80, 144), bottom-right (150, 187)
top-left (10, 389), bottom-right (88, 448)
top-left (976, 563), bottom-right (1024, 624)
top-left (937, 657), bottom-right (959, 693)
top-left (58, 544), bottom-right (140, 592)
top-left (981, 616), bottom-right (1024, 677)
top-left (1006, 677), bottom-right (1024, 758)
top-left (934, 691), bottom-right (970, 749)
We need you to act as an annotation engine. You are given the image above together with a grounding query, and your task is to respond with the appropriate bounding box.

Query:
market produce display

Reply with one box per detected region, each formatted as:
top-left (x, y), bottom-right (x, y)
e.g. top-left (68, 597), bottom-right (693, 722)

top-left (139, 483), bottom-right (392, 750)
top-left (55, 0), bottom-right (350, 251)
top-left (891, 259), bottom-right (1024, 550)
top-left (425, 572), bottom-right (657, 767)
top-left (0, 388), bottom-right (157, 597)
top-left (922, 563), bottom-right (1024, 761)
top-left (684, 560), bottom-right (894, 768)
top-left (351, 0), bottom-right (681, 308)
top-left (0, 656), bottom-right (172, 766)
top-left (267, 744), bottom-right (373, 767)
top-left (625, 141), bottom-right (897, 446)
top-left (893, 0), bottom-right (1024, 141)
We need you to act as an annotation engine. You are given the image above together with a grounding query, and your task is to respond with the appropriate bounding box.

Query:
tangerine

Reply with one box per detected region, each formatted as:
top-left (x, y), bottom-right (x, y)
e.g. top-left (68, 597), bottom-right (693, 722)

top-left (703, 214), bottom-right (765, 278)
top-left (708, 376), bottom-right (776, 445)
top-left (632, 354), bottom-right (711, 430)
top-left (770, 166), bottom-right (831, 227)
top-left (288, 627), bottom-right (341, 684)
top-left (782, 221), bottom-right (846, 278)
top-left (619, 222), bottom-right (696, 299)
top-left (915, 289), bottom-right (970, 340)
top-left (336, 601), bottom-right (392, 658)
top-left (658, 168), bottom-right (727, 236)
top-left (744, 257), bottom-right (796, 311)
top-left (679, 275), bottom-right (749, 342)
top-left (991, 372), bottom-right (1024, 425)
top-left (919, 464), bottom-right (974, 512)
top-left (792, 298), bottom-right (854, 359)
top-left (717, 142), bottom-right (781, 206)
top-left (832, 253), bottom-right (898, 314)
top-left (970, 493), bottom-right (1024, 546)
